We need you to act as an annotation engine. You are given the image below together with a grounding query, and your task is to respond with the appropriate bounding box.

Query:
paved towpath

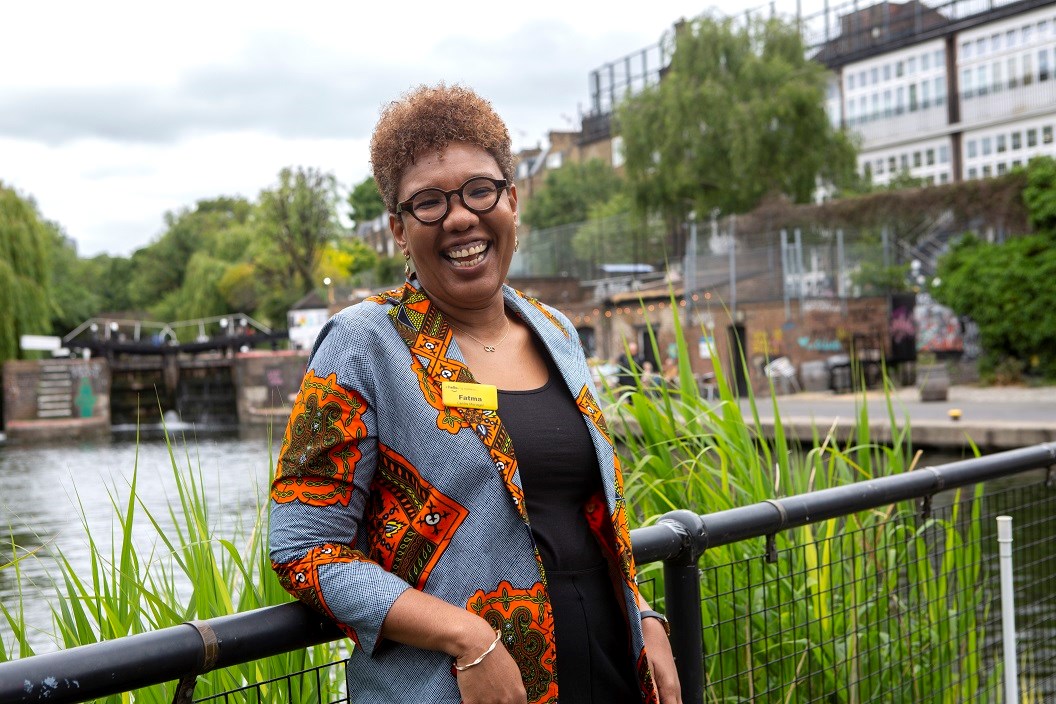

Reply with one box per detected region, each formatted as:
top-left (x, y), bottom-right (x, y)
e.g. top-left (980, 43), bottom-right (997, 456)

top-left (740, 384), bottom-right (1056, 451)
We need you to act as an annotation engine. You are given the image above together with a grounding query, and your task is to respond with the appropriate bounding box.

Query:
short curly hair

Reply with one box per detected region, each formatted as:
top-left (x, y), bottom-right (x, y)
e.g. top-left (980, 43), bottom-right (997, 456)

top-left (370, 84), bottom-right (514, 213)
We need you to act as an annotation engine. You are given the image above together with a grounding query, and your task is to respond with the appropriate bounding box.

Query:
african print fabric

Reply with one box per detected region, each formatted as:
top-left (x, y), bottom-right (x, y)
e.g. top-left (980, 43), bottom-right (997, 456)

top-left (269, 280), bottom-right (656, 703)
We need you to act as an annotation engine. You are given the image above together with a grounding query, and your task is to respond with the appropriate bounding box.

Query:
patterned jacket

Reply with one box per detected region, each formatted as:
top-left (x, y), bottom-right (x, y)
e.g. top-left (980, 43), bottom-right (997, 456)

top-left (270, 280), bottom-right (657, 703)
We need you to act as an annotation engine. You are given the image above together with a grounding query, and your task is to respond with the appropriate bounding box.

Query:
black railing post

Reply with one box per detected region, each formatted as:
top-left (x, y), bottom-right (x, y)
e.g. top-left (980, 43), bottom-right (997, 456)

top-left (657, 509), bottom-right (707, 704)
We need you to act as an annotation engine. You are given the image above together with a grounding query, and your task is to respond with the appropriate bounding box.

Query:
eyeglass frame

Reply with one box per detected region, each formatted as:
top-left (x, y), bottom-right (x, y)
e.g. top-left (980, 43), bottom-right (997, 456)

top-left (395, 176), bottom-right (511, 225)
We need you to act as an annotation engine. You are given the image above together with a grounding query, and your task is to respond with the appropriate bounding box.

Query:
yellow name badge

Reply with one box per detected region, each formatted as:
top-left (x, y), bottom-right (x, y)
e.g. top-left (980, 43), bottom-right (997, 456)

top-left (442, 381), bottom-right (499, 410)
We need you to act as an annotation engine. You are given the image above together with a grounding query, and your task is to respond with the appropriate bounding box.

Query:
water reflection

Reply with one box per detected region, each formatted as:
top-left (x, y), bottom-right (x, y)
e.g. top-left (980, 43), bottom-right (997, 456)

top-left (0, 431), bottom-right (279, 653)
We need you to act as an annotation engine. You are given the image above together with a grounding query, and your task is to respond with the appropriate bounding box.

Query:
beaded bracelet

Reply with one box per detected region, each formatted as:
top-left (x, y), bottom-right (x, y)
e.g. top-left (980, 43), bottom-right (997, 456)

top-left (453, 629), bottom-right (503, 672)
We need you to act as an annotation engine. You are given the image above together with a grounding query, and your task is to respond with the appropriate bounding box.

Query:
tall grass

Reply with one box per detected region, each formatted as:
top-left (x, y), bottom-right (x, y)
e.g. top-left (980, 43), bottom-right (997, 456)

top-left (609, 304), bottom-right (999, 702)
top-left (0, 428), bottom-right (344, 703)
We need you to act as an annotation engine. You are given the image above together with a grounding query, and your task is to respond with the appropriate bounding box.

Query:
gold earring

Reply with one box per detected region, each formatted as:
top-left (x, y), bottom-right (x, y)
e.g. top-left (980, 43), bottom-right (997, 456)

top-left (404, 252), bottom-right (411, 277)
top-left (514, 235), bottom-right (519, 253)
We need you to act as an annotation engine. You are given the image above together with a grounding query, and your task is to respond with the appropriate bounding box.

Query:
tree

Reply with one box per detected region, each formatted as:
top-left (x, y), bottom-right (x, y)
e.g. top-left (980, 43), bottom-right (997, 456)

top-left (570, 192), bottom-right (667, 267)
top-left (348, 176), bottom-right (385, 229)
top-left (521, 160), bottom-right (624, 230)
top-left (618, 15), bottom-right (857, 226)
top-left (0, 183), bottom-right (54, 361)
top-left (258, 167), bottom-right (344, 295)
top-left (933, 159), bottom-right (1056, 381)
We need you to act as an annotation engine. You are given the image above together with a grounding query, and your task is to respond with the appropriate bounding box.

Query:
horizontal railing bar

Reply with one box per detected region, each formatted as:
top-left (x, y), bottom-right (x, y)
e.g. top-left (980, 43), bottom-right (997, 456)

top-left (697, 441), bottom-right (1056, 554)
top-left (0, 603), bottom-right (343, 703)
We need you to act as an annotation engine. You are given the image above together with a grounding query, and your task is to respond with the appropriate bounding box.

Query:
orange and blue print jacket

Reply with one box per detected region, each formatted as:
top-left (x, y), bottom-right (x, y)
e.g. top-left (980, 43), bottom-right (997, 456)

top-left (270, 281), bottom-right (657, 704)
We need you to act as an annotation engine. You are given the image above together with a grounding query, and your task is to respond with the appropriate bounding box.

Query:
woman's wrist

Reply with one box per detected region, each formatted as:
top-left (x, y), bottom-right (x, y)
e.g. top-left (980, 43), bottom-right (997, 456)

top-left (453, 629), bottom-right (503, 671)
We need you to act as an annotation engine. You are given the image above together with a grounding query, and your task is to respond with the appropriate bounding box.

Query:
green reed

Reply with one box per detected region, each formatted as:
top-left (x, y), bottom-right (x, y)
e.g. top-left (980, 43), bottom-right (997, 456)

top-left (0, 426), bottom-right (344, 703)
top-left (609, 304), bottom-right (1000, 702)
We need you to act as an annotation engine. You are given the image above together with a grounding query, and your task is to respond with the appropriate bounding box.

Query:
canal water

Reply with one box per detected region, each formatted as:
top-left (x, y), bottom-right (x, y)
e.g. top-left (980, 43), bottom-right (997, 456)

top-left (0, 429), bottom-right (279, 654)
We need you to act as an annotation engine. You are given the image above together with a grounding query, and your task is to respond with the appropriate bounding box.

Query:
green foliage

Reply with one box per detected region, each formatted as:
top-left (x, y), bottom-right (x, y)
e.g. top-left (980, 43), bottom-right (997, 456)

top-left (0, 184), bottom-right (54, 362)
top-left (348, 176), bottom-right (385, 228)
top-left (258, 167), bottom-right (344, 296)
top-left (608, 305), bottom-right (996, 701)
top-left (0, 431), bottom-right (345, 701)
top-left (617, 15), bottom-right (857, 224)
top-left (933, 232), bottom-right (1056, 381)
top-left (521, 159), bottom-right (625, 229)
top-left (570, 193), bottom-right (666, 264)
top-left (851, 260), bottom-right (912, 295)
top-left (1022, 155), bottom-right (1056, 232)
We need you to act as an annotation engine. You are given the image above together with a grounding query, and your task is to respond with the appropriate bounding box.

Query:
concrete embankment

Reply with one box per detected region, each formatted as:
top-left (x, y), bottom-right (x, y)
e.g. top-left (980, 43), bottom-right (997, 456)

top-left (747, 385), bottom-right (1056, 452)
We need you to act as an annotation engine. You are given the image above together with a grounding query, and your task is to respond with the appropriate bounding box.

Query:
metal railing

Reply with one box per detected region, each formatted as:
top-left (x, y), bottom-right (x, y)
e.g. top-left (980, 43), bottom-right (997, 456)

top-left (1, 442), bottom-right (1053, 703)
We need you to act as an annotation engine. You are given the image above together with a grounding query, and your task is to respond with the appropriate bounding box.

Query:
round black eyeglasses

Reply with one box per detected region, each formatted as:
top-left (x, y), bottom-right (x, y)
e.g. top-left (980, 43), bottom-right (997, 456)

top-left (396, 177), bottom-right (510, 225)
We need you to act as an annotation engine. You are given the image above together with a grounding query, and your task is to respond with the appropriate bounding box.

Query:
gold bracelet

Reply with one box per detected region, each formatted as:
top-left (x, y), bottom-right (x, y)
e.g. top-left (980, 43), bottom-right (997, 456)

top-left (453, 629), bottom-right (503, 672)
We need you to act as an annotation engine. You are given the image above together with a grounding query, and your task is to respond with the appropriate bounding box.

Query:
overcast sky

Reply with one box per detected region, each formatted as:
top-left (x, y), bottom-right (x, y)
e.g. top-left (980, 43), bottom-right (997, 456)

top-left (1, 0), bottom-right (803, 257)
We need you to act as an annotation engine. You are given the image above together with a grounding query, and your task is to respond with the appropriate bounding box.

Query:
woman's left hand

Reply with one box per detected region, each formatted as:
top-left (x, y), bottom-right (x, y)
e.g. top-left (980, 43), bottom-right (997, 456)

top-left (641, 616), bottom-right (682, 703)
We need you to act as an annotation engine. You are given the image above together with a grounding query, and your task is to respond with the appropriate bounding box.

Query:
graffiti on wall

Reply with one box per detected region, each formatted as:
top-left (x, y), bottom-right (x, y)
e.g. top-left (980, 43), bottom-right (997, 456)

top-left (914, 293), bottom-right (963, 354)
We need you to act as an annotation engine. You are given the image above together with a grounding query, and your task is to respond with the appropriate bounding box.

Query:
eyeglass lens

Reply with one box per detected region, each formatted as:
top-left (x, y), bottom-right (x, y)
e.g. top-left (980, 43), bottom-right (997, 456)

top-left (410, 178), bottom-right (502, 223)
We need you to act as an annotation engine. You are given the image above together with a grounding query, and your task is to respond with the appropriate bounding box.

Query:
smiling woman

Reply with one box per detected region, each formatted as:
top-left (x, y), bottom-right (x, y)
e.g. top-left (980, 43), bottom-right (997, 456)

top-left (267, 84), bottom-right (682, 704)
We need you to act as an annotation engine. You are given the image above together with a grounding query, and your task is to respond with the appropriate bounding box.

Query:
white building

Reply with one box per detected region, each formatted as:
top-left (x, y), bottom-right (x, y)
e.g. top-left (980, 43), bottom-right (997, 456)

top-left (820, 0), bottom-right (1056, 186)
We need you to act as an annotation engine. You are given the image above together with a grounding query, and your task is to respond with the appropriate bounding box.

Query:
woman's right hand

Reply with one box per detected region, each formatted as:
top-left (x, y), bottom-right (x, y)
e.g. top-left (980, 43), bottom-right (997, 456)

top-left (380, 589), bottom-right (526, 703)
top-left (454, 639), bottom-right (527, 704)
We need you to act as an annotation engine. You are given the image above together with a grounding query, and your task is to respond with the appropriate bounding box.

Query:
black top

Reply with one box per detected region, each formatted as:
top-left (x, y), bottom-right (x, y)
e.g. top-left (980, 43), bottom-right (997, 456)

top-left (498, 351), bottom-right (641, 703)
top-left (498, 354), bottom-right (607, 571)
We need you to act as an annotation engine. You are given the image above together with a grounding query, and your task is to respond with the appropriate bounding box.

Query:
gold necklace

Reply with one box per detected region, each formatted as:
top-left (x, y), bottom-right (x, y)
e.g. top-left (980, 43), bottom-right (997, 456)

top-left (450, 316), bottom-right (511, 353)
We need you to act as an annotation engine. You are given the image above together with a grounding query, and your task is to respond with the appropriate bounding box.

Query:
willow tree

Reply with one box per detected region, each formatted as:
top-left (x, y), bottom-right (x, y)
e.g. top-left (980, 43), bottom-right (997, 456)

top-left (618, 14), bottom-right (857, 225)
top-left (0, 183), bottom-right (54, 362)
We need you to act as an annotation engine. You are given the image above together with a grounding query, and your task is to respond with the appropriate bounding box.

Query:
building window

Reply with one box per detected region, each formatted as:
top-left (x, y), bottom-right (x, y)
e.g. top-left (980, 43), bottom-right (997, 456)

top-left (997, 163), bottom-right (1008, 175)
top-left (1040, 20), bottom-right (1050, 38)
top-left (983, 165), bottom-right (992, 177)
top-left (848, 73), bottom-right (856, 90)
top-left (883, 64), bottom-right (891, 81)
top-left (926, 148), bottom-right (936, 165)
top-left (909, 84), bottom-right (918, 111)
top-left (993, 61), bottom-right (1003, 92)
top-left (876, 158), bottom-right (884, 174)
top-left (962, 68), bottom-right (974, 98)
top-left (863, 162), bottom-right (872, 180)
top-left (997, 134), bottom-right (1007, 153)
top-left (1028, 128), bottom-right (1038, 147)
top-left (968, 167), bottom-right (978, 179)
top-left (908, 56), bottom-right (917, 74)
top-left (962, 41), bottom-right (972, 59)
top-left (976, 37), bottom-right (986, 55)
top-left (967, 140), bottom-right (978, 158)
top-left (888, 156), bottom-right (897, 172)
top-left (1012, 131), bottom-right (1022, 150)
top-left (1008, 57), bottom-right (1019, 88)
top-left (1022, 24), bottom-right (1033, 44)
top-left (939, 145), bottom-right (950, 163)
top-left (1013, 160), bottom-right (1022, 169)
top-left (896, 60), bottom-right (904, 78)
top-left (871, 67), bottom-right (879, 84)
top-left (1006, 29), bottom-right (1016, 49)
top-left (1040, 48), bottom-right (1051, 81)
top-left (991, 34), bottom-right (1001, 53)
top-left (1024, 53), bottom-right (1034, 85)
top-left (977, 65), bottom-right (989, 95)
top-left (896, 86), bottom-right (905, 114)
top-left (913, 151), bottom-right (922, 167)
top-left (935, 77), bottom-right (946, 105)
top-left (872, 93), bottom-right (880, 118)
top-left (940, 172), bottom-right (949, 184)
top-left (922, 52), bottom-right (931, 71)
top-left (883, 89), bottom-right (893, 117)
top-left (901, 154), bottom-right (909, 170)
top-left (982, 137), bottom-right (993, 155)
top-left (1044, 126), bottom-right (1054, 144)
top-left (935, 48), bottom-right (944, 66)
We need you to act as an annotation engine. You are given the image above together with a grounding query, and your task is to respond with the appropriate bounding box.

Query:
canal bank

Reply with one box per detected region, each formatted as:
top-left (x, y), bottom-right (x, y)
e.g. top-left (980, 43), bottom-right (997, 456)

top-left (747, 384), bottom-right (1056, 452)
